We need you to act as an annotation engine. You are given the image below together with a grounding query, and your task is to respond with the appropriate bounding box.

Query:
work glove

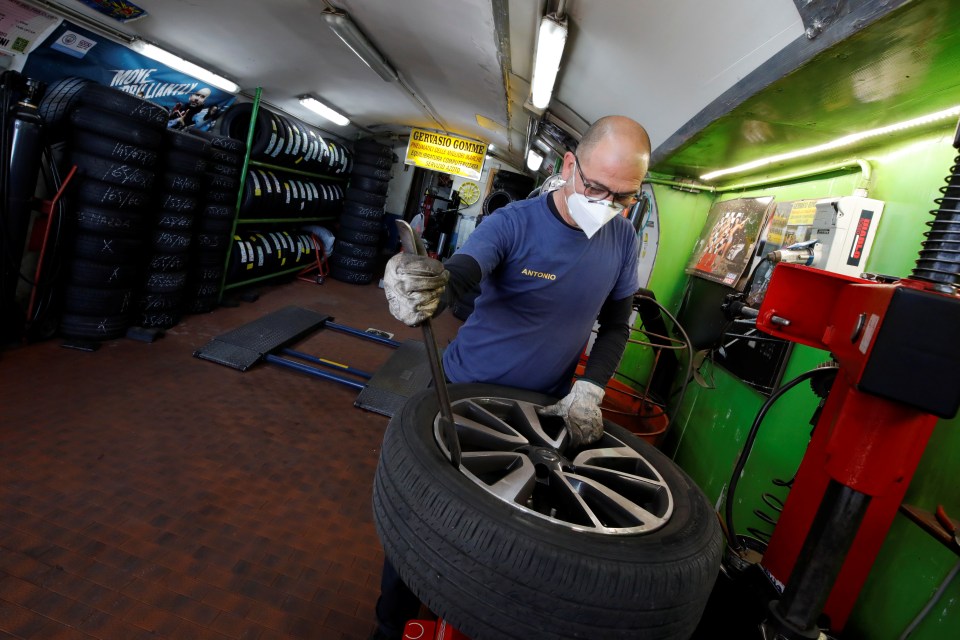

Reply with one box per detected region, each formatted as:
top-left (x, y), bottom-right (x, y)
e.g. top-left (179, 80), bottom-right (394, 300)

top-left (538, 379), bottom-right (606, 448)
top-left (384, 253), bottom-right (450, 326)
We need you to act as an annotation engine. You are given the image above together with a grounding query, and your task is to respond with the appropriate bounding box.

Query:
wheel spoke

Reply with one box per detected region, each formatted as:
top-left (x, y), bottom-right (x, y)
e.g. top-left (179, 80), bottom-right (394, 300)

top-left (509, 401), bottom-right (567, 449)
top-left (440, 396), bottom-right (675, 535)
top-left (561, 472), bottom-right (667, 531)
top-left (549, 470), bottom-right (605, 529)
top-left (461, 451), bottom-right (536, 504)
top-left (451, 400), bottom-right (527, 451)
top-left (574, 464), bottom-right (668, 498)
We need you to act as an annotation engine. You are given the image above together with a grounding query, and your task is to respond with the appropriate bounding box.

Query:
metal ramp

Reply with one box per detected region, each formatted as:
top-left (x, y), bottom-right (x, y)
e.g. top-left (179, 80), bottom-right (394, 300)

top-left (193, 305), bottom-right (330, 371)
top-left (193, 305), bottom-right (433, 417)
top-left (354, 339), bottom-right (434, 417)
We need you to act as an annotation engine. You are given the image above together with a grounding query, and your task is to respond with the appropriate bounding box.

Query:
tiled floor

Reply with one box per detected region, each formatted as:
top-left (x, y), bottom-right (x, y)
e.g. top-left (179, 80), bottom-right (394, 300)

top-left (0, 275), bottom-right (463, 639)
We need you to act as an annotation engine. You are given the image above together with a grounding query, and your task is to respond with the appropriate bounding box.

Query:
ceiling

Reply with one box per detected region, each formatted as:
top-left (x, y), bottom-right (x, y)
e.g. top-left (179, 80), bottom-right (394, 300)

top-left (24, 0), bottom-right (950, 182)
top-left (21, 0), bottom-right (812, 171)
top-left (656, 0), bottom-right (960, 181)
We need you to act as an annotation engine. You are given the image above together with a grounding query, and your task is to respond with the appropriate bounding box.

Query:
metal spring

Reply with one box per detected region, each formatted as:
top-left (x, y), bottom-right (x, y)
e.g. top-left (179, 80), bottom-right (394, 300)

top-left (912, 151), bottom-right (960, 286)
top-left (747, 476), bottom-right (793, 544)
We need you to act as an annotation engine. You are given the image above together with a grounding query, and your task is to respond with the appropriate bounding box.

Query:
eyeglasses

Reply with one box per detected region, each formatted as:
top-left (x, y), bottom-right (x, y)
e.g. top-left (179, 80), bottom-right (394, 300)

top-left (573, 155), bottom-right (642, 207)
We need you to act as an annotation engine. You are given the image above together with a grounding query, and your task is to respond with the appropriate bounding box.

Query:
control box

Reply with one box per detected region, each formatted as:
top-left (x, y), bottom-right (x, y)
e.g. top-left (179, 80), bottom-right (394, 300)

top-left (811, 196), bottom-right (884, 277)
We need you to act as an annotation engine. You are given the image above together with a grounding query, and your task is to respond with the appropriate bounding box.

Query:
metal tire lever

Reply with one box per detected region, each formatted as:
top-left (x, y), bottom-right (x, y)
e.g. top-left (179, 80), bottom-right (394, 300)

top-left (395, 220), bottom-right (461, 468)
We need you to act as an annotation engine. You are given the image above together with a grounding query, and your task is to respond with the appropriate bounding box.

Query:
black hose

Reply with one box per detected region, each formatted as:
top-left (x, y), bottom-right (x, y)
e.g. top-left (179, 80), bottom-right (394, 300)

top-left (724, 365), bottom-right (838, 553)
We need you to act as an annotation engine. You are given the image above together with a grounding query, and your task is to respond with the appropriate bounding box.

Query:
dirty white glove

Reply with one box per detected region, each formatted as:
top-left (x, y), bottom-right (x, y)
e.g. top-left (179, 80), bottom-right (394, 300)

top-left (384, 253), bottom-right (449, 326)
top-left (539, 380), bottom-right (606, 448)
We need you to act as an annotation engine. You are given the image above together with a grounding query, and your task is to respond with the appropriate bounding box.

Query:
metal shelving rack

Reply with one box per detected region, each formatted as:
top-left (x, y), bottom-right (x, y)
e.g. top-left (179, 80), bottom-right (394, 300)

top-left (218, 87), bottom-right (346, 298)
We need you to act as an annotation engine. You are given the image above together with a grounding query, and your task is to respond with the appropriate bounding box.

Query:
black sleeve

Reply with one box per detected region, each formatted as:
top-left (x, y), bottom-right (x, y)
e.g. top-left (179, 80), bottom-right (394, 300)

top-left (436, 253), bottom-right (482, 314)
top-left (581, 294), bottom-right (634, 387)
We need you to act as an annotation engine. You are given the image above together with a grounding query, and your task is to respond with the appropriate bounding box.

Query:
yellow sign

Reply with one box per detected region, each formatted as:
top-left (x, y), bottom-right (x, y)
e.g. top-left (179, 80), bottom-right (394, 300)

top-left (405, 128), bottom-right (486, 180)
top-left (787, 200), bottom-right (817, 226)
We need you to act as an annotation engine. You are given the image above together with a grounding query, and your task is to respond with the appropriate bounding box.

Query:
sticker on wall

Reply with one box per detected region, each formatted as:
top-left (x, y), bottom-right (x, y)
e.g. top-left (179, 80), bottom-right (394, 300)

top-left (634, 184), bottom-right (659, 289)
top-left (50, 30), bottom-right (96, 58)
top-left (746, 198), bottom-right (826, 306)
top-left (75, 0), bottom-right (148, 23)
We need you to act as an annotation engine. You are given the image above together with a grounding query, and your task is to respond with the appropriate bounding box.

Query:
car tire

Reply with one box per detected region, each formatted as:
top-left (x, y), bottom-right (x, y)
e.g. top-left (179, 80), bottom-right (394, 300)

top-left (38, 76), bottom-right (93, 134)
top-left (345, 187), bottom-right (387, 208)
top-left (329, 262), bottom-right (376, 284)
top-left (373, 383), bottom-right (723, 640)
top-left (76, 84), bottom-right (168, 128)
top-left (71, 130), bottom-right (158, 168)
top-left (69, 107), bottom-right (163, 148)
top-left (60, 312), bottom-right (129, 340)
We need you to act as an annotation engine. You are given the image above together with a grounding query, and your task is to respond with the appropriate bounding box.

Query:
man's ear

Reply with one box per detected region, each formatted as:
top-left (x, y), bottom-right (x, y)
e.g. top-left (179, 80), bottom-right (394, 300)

top-left (559, 151), bottom-right (576, 183)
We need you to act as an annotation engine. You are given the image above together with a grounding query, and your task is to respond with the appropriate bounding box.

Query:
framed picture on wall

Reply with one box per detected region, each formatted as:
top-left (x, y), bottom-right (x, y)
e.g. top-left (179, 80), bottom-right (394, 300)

top-left (685, 196), bottom-right (776, 289)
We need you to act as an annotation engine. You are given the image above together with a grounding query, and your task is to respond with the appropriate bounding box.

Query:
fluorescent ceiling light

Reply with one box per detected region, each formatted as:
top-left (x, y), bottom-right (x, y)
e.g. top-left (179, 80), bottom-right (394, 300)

top-left (299, 96), bottom-right (350, 126)
top-left (701, 104), bottom-right (960, 181)
top-left (526, 149), bottom-right (544, 172)
top-left (321, 8), bottom-right (398, 82)
top-left (530, 14), bottom-right (568, 110)
top-left (131, 40), bottom-right (239, 93)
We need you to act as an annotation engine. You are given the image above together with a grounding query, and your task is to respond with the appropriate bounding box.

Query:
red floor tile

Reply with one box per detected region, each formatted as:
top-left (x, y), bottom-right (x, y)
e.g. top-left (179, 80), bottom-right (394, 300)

top-left (2, 277), bottom-right (463, 639)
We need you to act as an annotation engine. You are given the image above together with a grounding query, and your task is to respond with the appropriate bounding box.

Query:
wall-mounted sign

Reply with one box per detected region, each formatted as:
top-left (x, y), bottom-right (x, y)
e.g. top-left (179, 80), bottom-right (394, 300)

top-left (405, 128), bottom-right (486, 180)
top-left (75, 0), bottom-right (148, 23)
top-left (23, 21), bottom-right (235, 131)
top-left (0, 0), bottom-right (59, 56)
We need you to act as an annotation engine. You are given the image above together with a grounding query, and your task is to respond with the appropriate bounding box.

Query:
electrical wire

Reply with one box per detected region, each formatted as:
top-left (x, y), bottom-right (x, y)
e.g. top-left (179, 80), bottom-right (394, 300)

top-left (898, 560), bottom-right (960, 639)
top-left (724, 365), bottom-right (838, 553)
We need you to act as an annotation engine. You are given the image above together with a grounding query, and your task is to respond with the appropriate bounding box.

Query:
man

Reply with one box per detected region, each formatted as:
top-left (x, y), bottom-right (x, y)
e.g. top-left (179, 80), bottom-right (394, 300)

top-left (372, 115), bottom-right (651, 640)
top-left (167, 87), bottom-right (211, 129)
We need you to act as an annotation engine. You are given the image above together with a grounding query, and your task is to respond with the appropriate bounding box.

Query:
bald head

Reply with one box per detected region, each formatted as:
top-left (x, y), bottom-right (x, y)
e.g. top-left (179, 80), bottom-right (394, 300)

top-left (577, 115), bottom-right (651, 179)
top-left (554, 115), bottom-right (652, 227)
top-left (189, 87), bottom-right (211, 106)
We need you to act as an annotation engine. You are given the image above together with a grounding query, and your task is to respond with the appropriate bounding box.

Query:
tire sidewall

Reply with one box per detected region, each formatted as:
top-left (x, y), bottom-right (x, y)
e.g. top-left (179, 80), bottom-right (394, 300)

top-left (376, 383), bottom-right (723, 639)
top-left (383, 384), bottom-right (714, 562)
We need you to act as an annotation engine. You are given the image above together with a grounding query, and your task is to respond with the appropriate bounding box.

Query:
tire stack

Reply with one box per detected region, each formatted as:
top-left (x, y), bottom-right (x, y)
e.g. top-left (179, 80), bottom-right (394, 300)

top-left (217, 102), bottom-right (352, 178)
top-left (226, 230), bottom-right (315, 282)
top-left (38, 79), bottom-right (168, 341)
top-left (133, 129), bottom-right (210, 330)
top-left (182, 130), bottom-right (247, 314)
top-left (237, 166), bottom-right (345, 222)
top-left (216, 102), bottom-right (352, 289)
top-left (331, 139), bottom-right (395, 285)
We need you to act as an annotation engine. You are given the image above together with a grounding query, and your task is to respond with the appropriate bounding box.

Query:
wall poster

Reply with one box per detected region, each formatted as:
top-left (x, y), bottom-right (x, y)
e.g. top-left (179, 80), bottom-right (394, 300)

top-left (21, 21), bottom-right (235, 132)
top-left (685, 196), bottom-right (775, 289)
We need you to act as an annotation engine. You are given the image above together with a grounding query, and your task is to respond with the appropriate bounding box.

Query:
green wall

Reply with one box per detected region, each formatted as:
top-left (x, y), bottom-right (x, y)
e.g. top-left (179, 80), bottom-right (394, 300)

top-left (621, 127), bottom-right (960, 640)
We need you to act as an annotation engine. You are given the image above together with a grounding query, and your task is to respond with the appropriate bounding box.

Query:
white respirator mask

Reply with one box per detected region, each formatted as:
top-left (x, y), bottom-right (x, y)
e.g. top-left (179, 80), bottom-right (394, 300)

top-left (566, 192), bottom-right (623, 238)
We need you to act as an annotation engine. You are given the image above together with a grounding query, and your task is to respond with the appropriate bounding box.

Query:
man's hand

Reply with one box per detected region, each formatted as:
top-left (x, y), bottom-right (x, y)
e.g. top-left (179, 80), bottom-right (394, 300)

top-left (538, 379), bottom-right (606, 448)
top-left (383, 253), bottom-right (449, 326)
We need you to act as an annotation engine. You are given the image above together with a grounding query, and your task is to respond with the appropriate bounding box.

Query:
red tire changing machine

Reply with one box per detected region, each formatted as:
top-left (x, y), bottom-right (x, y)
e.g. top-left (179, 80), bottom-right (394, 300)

top-left (744, 125), bottom-right (960, 638)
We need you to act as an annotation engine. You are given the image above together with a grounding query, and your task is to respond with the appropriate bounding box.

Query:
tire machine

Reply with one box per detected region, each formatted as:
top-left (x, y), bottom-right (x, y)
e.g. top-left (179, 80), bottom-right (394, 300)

top-left (0, 72), bottom-right (45, 344)
top-left (743, 125), bottom-right (960, 639)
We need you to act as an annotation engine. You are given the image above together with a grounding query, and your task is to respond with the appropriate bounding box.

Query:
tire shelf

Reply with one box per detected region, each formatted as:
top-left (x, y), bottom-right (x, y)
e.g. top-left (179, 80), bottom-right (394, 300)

top-left (235, 216), bottom-right (336, 224)
top-left (249, 159), bottom-right (347, 182)
top-left (219, 87), bottom-right (346, 298)
top-left (222, 263), bottom-right (309, 290)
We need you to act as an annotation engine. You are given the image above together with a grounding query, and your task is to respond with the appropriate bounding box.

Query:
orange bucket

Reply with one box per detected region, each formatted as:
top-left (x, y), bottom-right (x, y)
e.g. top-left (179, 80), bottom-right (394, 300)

top-left (575, 364), bottom-right (670, 447)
